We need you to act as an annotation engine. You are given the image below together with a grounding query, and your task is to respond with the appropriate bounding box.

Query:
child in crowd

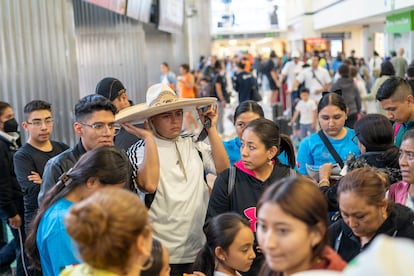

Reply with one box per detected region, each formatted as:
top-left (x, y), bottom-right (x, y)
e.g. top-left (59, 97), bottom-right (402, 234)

top-left (290, 87), bottom-right (317, 139)
top-left (141, 238), bottom-right (171, 276)
top-left (193, 213), bottom-right (255, 276)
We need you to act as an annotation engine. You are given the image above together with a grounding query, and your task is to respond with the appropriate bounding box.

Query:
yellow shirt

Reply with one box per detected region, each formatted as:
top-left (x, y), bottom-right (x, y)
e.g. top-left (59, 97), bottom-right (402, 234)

top-left (60, 264), bottom-right (119, 276)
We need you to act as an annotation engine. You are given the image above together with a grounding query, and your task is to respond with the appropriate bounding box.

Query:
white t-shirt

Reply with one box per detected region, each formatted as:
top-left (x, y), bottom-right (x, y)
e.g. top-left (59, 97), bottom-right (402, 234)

top-left (127, 135), bottom-right (215, 264)
top-left (295, 99), bottom-right (317, 124)
top-left (281, 60), bottom-right (304, 90)
top-left (296, 67), bottom-right (331, 102)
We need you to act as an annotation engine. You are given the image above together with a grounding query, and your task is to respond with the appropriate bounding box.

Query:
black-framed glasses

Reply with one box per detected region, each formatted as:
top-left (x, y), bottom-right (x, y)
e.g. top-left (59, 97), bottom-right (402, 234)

top-left (352, 133), bottom-right (359, 145)
top-left (26, 118), bottom-right (54, 127)
top-left (79, 121), bottom-right (121, 136)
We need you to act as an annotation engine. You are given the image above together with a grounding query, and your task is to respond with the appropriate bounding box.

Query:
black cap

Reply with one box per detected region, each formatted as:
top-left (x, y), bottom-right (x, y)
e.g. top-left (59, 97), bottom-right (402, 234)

top-left (95, 77), bottom-right (126, 101)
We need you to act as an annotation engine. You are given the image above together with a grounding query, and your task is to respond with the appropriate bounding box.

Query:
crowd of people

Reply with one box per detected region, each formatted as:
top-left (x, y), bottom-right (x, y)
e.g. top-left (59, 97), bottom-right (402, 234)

top-left (1, 47), bottom-right (414, 276)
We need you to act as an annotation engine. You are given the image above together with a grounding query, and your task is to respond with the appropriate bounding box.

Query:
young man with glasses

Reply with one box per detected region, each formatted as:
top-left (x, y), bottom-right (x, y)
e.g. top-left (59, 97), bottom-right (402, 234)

top-left (14, 100), bottom-right (69, 235)
top-left (37, 94), bottom-right (119, 204)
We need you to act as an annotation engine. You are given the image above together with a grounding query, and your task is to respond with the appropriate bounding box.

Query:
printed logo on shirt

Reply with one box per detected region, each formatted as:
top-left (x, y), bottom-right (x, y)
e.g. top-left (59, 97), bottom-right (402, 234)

top-left (244, 207), bottom-right (257, 232)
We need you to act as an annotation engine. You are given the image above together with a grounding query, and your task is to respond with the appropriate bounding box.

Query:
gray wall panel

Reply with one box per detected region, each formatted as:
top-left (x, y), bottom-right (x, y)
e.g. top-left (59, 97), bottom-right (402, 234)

top-left (0, 0), bottom-right (79, 146)
top-left (74, 0), bottom-right (147, 104)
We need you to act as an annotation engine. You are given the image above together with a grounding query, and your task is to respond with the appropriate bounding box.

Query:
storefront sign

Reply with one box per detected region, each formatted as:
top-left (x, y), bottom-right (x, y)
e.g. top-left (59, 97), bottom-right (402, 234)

top-left (386, 11), bottom-right (414, 33)
top-left (321, 32), bottom-right (351, 40)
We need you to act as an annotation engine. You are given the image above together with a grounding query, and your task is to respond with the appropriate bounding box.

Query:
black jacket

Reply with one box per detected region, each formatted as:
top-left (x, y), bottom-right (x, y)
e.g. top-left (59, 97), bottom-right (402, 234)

top-left (206, 162), bottom-right (291, 221)
top-left (37, 141), bottom-right (86, 204)
top-left (321, 149), bottom-right (401, 212)
top-left (206, 162), bottom-right (292, 276)
top-left (0, 135), bottom-right (23, 218)
top-left (328, 203), bottom-right (414, 262)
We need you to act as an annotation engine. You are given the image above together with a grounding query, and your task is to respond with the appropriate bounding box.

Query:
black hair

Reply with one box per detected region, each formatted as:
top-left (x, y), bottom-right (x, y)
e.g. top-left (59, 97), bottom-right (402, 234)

top-left (257, 176), bottom-right (329, 276)
top-left (25, 146), bottom-right (130, 269)
top-left (237, 61), bottom-right (246, 70)
top-left (300, 87), bottom-right (310, 94)
top-left (0, 101), bottom-right (12, 116)
top-left (376, 76), bottom-right (411, 101)
top-left (379, 61), bottom-right (396, 77)
top-left (193, 213), bottom-right (250, 276)
top-left (141, 239), bottom-right (164, 276)
top-left (74, 94), bottom-right (117, 121)
top-left (233, 100), bottom-right (264, 124)
top-left (338, 64), bottom-right (350, 78)
top-left (23, 100), bottom-right (52, 120)
top-left (214, 60), bottom-right (222, 70)
top-left (245, 118), bottom-right (296, 168)
top-left (317, 92), bottom-right (347, 113)
top-left (354, 114), bottom-right (394, 152)
top-left (180, 63), bottom-right (190, 72)
top-left (407, 66), bottom-right (414, 78)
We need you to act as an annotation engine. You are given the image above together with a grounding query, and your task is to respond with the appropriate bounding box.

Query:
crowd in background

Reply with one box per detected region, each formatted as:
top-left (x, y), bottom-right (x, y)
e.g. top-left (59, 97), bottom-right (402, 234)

top-left (2, 46), bottom-right (414, 276)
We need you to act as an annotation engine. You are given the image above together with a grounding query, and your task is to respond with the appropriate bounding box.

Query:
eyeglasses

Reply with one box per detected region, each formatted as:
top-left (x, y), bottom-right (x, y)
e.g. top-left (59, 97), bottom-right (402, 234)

top-left (79, 121), bottom-right (121, 136)
top-left (352, 133), bottom-right (359, 145)
top-left (26, 118), bottom-right (54, 127)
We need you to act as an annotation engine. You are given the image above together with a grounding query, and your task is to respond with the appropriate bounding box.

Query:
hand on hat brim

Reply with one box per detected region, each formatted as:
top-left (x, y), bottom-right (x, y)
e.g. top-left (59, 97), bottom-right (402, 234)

top-left (121, 121), bottom-right (153, 140)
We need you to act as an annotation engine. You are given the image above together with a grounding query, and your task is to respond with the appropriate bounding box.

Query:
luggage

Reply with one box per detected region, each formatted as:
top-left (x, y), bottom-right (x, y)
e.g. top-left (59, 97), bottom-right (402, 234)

top-left (272, 103), bottom-right (284, 121)
top-left (275, 116), bottom-right (292, 135)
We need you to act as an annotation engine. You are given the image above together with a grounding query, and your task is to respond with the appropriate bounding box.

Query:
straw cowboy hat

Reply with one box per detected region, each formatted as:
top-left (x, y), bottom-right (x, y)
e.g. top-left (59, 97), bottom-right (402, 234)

top-left (115, 83), bottom-right (217, 124)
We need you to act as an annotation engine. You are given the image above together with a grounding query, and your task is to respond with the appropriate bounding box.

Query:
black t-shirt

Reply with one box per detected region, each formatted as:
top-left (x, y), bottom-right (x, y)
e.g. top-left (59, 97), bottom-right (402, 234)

top-left (212, 73), bottom-right (229, 103)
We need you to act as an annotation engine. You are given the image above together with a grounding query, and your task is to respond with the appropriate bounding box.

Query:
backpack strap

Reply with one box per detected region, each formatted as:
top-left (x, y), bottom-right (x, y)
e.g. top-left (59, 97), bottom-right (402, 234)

top-left (227, 166), bottom-right (236, 196)
top-left (318, 130), bottom-right (344, 168)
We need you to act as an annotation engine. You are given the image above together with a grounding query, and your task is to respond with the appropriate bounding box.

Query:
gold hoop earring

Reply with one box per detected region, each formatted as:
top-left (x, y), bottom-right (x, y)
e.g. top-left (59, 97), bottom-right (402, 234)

top-left (141, 255), bottom-right (154, 271)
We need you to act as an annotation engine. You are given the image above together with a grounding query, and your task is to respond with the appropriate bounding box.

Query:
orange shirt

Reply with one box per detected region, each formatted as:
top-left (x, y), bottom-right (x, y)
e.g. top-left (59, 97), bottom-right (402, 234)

top-left (179, 73), bottom-right (195, 98)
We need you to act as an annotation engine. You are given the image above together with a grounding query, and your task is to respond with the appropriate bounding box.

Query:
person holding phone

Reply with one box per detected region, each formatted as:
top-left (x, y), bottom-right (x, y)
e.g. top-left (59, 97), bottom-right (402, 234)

top-left (121, 83), bottom-right (229, 276)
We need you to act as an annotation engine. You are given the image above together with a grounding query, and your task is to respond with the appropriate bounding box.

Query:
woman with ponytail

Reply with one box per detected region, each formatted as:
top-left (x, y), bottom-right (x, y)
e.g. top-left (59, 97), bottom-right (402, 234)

top-left (25, 146), bottom-right (130, 276)
top-left (206, 118), bottom-right (296, 275)
top-left (193, 213), bottom-right (255, 276)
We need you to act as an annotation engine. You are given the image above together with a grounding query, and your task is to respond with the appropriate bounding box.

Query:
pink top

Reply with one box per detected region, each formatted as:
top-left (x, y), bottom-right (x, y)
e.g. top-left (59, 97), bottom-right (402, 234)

top-left (388, 181), bottom-right (410, 205)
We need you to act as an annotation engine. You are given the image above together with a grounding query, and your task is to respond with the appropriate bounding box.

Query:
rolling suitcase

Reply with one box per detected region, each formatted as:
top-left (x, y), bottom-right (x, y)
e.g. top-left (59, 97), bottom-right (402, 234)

top-left (275, 116), bottom-right (292, 135)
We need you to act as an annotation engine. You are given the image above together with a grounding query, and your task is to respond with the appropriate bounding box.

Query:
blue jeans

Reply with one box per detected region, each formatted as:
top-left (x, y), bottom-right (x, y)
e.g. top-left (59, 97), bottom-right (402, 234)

top-left (0, 210), bottom-right (26, 276)
top-left (300, 123), bottom-right (315, 139)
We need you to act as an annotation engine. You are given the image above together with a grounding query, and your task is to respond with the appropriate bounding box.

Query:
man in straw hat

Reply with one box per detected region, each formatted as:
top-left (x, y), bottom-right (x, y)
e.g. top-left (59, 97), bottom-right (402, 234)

top-left (116, 83), bottom-right (229, 276)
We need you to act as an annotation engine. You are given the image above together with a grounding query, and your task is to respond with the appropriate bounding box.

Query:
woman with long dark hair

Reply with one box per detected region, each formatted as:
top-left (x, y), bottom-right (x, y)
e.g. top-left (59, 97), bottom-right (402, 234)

top-left (257, 175), bottom-right (346, 275)
top-left (207, 118), bottom-right (296, 275)
top-left (25, 146), bottom-right (130, 276)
